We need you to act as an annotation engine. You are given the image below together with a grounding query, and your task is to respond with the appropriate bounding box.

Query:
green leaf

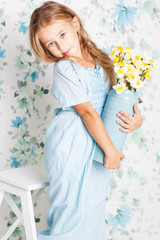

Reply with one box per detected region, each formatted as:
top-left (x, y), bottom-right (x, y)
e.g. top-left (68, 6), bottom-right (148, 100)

top-left (144, 0), bottom-right (156, 14)
top-left (8, 131), bottom-right (13, 135)
top-left (30, 137), bottom-right (37, 144)
top-left (139, 176), bottom-right (148, 185)
top-left (40, 142), bottom-right (44, 148)
top-left (152, 49), bottom-right (160, 59)
top-left (128, 167), bottom-right (139, 179)
top-left (45, 105), bottom-right (51, 113)
top-left (14, 91), bottom-right (19, 97)
top-left (19, 45), bottom-right (24, 53)
top-left (44, 89), bottom-right (49, 94)
top-left (35, 217), bottom-right (40, 223)
top-left (0, 9), bottom-right (4, 18)
top-left (0, 80), bottom-right (4, 85)
top-left (41, 70), bottom-right (45, 77)
top-left (17, 80), bottom-right (26, 89)
top-left (133, 198), bottom-right (140, 207)
top-left (12, 228), bottom-right (21, 237)
top-left (43, 64), bottom-right (48, 69)
top-left (10, 194), bottom-right (20, 201)
top-left (1, 20), bottom-right (5, 26)
top-left (7, 221), bottom-right (12, 227)
top-left (10, 211), bottom-right (16, 219)
top-left (27, 50), bottom-right (32, 56)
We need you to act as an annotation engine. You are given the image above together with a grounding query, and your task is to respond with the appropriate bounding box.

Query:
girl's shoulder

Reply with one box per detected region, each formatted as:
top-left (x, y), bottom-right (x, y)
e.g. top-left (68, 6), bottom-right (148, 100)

top-left (54, 59), bottom-right (76, 74)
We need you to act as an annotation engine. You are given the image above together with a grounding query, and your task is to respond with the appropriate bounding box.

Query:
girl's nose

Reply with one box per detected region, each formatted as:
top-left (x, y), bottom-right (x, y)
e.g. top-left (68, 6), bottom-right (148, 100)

top-left (56, 42), bottom-right (65, 52)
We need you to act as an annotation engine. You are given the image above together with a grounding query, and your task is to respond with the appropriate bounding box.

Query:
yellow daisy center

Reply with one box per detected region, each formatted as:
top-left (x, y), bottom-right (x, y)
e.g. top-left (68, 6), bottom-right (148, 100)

top-left (142, 62), bottom-right (148, 66)
top-left (114, 57), bottom-right (119, 63)
top-left (118, 62), bottom-right (125, 67)
top-left (117, 86), bottom-right (124, 92)
top-left (117, 210), bottom-right (120, 215)
top-left (145, 73), bottom-right (150, 79)
top-left (111, 49), bottom-right (116, 56)
top-left (146, 69), bottom-right (150, 73)
top-left (127, 66), bottom-right (132, 72)
top-left (125, 47), bottom-right (131, 51)
top-left (118, 68), bottom-right (124, 74)
top-left (117, 46), bottom-right (124, 53)
top-left (129, 74), bottom-right (135, 81)
top-left (136, 80), bottom-right (141, 86)
top-left (149, 59), bottom-right (154, 63)
top-left (135, 55), bottom-right (141, 60)
top-left (127, 52), bottom-right (132, 58)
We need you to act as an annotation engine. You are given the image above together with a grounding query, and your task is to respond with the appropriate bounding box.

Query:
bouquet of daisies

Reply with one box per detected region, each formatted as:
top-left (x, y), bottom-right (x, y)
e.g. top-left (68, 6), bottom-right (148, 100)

top-left (110, 46), bottom-right (154, 94)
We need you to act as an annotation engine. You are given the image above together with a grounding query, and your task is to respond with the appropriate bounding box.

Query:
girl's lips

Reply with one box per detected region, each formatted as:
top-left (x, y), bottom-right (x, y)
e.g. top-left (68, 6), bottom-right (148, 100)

top-left (63, 48), bottom-right (71, 55)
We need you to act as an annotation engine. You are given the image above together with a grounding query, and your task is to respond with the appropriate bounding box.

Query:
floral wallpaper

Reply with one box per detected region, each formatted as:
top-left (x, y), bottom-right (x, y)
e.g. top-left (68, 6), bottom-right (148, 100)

top-left (0, 0), bottom-right (160, 239)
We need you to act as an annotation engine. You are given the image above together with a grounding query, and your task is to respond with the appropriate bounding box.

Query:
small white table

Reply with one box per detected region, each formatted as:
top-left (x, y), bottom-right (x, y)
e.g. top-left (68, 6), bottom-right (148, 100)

top-left (0, 163), bottom-right (49, 240)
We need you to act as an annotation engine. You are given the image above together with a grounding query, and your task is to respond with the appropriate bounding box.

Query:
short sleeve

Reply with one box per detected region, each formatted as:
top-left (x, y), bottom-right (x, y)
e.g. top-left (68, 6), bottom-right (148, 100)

top-left (50, 60), bottom-right (89, 109)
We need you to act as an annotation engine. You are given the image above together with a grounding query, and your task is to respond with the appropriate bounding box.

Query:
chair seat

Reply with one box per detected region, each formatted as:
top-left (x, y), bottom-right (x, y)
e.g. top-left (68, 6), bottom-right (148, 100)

top-left (0, 163), bottom-right (49, 240)
top-left (0, 163), bottom-right (49, 191)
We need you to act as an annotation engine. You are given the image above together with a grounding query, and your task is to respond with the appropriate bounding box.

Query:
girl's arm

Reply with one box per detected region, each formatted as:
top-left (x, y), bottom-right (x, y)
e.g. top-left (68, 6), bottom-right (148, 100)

top-left (73, 102), bottom-right (124, 169)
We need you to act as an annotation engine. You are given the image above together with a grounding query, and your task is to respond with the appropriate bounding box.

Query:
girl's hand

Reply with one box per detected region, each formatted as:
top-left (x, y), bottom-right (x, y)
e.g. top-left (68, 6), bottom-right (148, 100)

top-left (116, 104), bottom-right (143, 133)
top-left (103, 149), bottom-right (125, 169)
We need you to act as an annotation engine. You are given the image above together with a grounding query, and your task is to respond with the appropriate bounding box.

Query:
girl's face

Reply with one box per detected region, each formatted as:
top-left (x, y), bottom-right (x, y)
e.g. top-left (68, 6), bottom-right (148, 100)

top-left (38, 17), bottom-right (82, 59)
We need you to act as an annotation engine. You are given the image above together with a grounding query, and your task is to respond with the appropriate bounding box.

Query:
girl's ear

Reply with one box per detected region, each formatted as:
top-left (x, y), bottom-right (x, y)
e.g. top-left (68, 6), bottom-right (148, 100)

top-left (71, 16), bottom-right (80, 32)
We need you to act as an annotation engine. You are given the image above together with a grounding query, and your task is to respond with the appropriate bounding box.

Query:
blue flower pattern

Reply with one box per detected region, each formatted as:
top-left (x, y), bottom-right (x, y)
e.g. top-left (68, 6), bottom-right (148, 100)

top-left (10, 116), bottom-right (28, 128)
top-left (111, 0), bottom-right (137, 28)
top-left (0, 46), bottom-right (6, 58)
top-left (18, 21), bottom-right (29, 34)
top-left (10, 156), bottom-right (22, 168)
top-left (31, 71), bottom-right (39, 82)
top-left (108, 204), bottom-right (132, 228)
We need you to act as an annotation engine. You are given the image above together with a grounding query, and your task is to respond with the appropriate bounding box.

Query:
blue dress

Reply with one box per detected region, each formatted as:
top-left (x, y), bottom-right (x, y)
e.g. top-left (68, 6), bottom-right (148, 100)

top-left (37, 59), bottom-right (112, 240)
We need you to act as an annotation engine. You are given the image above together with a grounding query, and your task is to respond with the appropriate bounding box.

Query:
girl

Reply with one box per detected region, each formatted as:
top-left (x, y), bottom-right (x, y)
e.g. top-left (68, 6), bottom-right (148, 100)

top-left (29, 1), bottom-right (143, 239)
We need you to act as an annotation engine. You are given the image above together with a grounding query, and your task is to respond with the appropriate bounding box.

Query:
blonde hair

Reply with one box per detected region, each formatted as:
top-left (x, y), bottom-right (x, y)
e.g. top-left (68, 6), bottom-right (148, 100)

top-left (29, 1), bottom-right (116, 85)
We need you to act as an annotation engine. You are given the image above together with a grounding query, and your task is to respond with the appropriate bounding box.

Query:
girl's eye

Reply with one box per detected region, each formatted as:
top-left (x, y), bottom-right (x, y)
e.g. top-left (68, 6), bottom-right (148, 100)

top-left (60, 32), bottom-right (66, 38)
top-left (48, 42), bottom-right (54, 47)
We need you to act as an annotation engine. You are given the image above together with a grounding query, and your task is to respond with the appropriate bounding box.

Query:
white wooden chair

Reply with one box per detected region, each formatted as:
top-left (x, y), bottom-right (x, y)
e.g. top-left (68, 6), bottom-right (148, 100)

top-left (0, 163), bottom-right (49, 240)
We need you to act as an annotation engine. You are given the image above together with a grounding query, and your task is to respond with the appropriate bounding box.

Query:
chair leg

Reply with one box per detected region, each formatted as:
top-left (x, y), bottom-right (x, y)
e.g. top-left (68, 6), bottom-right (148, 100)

top-left (21, 190), bottom-right (37, 240)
